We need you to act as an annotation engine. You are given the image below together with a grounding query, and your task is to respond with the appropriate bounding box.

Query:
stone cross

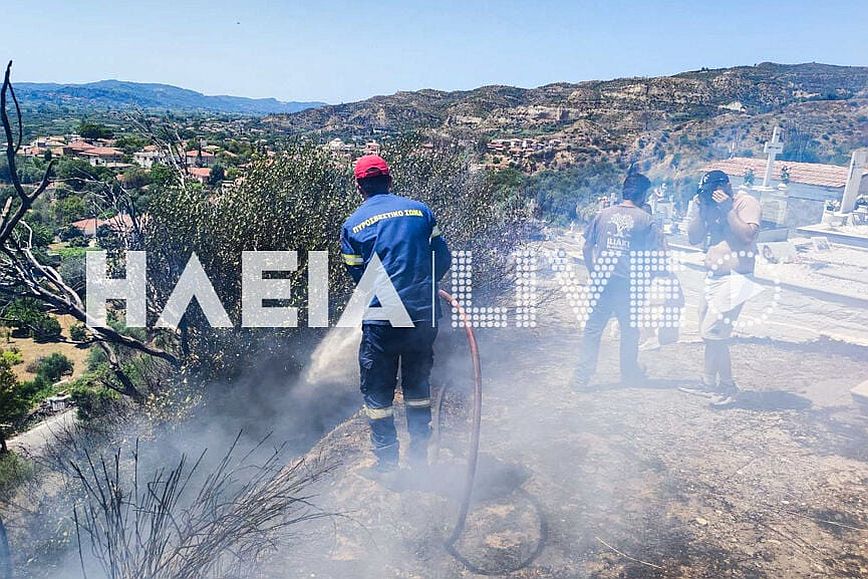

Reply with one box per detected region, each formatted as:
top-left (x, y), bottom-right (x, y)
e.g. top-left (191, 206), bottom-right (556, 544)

top-left (762, 126), bottom-right (784, 188)
top-left (841, 148), bottom-right (868, 213)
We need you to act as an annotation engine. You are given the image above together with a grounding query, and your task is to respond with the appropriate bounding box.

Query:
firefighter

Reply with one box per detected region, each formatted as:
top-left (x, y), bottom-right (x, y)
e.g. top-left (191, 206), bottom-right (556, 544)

top-left (340, 154), bottom-right (451, 474)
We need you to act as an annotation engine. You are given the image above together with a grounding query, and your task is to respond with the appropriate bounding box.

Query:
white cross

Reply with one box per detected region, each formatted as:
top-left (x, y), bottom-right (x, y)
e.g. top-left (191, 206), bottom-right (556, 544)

top-left (762, 126), bottom-right (784, 188)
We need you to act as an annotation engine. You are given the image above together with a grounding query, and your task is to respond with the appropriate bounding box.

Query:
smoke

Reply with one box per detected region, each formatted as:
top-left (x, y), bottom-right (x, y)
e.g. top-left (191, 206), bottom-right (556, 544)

top-left (6, 287), bottom-right (521, 578)
top-left (5, 323), bottom-right (373, 579)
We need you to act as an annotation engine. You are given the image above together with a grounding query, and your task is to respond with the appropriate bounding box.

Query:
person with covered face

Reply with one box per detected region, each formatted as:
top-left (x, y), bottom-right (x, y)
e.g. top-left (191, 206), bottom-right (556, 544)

top-left (682, 170), bottom-right (761, 408)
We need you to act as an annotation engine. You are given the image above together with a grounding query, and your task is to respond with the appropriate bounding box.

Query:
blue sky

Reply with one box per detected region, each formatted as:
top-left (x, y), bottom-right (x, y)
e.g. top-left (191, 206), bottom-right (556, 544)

top-left (4, 0), bottom-right (867, 104)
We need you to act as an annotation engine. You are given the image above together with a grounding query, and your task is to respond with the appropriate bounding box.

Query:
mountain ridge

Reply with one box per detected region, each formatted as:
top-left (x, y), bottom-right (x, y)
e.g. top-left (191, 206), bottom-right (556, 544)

top-left (258, 61), bottom-right (868, 172)
top-left (15, 79), bottom-right (325, 115)
top-left (265, 61), bottom-right (868, 130)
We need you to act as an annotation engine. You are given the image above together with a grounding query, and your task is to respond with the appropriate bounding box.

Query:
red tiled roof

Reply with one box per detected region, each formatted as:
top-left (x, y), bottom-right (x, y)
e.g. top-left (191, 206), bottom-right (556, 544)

top-left (188, 167), bottom-right (212, 177)
top-left (102, 213), bottom-right (135, 231)
top-left (703, 157), bottom-right (865, 189)
top-left (70, 218), bottom-right (100, 235)
top-left (70, 214), bottom-right (135, 235)
top-left (66, 141), bottom-right (95, 151)
top-left (186, 150), bottom-right (215, 157)
top-left (82, 147), bottom-right (123, 157)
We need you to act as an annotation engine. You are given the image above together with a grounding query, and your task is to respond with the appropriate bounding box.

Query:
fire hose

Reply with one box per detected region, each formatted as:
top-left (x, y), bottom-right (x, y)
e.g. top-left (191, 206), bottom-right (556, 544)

top-left (435, 289), bottom-right (546, 575)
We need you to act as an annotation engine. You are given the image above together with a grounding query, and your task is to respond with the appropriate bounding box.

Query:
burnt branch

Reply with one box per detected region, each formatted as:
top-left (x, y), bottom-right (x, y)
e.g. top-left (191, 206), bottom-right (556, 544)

top-left (71, 436), bottom-right (336, 579)
top-left (0, 62), bottom-right (54, 242)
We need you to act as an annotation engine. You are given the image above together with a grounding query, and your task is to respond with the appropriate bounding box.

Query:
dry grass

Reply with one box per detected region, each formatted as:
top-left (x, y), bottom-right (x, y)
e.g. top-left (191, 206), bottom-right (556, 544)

top-left (70, 433), bottom-right (336, 579)
top-left (1, 314), bottom-right (91, 382)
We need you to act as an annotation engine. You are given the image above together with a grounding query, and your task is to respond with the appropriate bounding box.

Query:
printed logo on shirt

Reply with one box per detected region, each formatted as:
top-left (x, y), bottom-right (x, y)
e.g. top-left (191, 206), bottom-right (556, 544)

top-left (606, 213), bottom-right (634, 251)
top-left (351, 208), bottom-right (425, 234)
top-left (609, 213), bottom-right (634, 237)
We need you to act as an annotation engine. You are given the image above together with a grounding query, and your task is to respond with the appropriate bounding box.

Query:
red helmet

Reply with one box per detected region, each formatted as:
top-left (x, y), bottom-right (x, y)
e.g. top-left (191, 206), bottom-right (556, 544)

top-left (354, 155), bottom-right (390, 180)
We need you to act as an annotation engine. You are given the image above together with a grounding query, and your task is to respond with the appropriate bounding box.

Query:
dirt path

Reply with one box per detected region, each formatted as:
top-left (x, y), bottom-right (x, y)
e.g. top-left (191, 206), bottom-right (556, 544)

top-left (7, 411), bottom-right (75, 457)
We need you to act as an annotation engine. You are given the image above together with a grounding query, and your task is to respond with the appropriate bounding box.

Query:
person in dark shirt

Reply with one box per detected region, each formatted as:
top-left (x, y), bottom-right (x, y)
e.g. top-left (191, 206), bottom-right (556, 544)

top-left (574, 172), bottom-right (661, 389)
top-left (341, 155), bottom-right (451, 474)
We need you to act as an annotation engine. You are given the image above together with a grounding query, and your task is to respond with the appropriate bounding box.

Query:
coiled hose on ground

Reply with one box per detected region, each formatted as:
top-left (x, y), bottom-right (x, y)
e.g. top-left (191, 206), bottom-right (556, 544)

top-left (436, 289), bottom-right (546, 575)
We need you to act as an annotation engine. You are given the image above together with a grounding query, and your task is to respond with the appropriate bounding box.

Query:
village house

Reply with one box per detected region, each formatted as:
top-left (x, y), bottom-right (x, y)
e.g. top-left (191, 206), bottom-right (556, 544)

top-left (188, 166), bottom-right (212, 184)
top-left (327, 138), bottom-right (355, 154)
top-left (70, 217), bottom-right (101, 237)
top-left (82, 146), bottom-right (125, 167)
top-left (63, 139), bottom-right (96, 158)
top-left (133, 145), bottom-right (168, 168)
top-left (185, 149), bottom-right (216, 167)
top-left (70, 213), bottom-right (136, 238)
top-left (24, 136), bottom-right (66, 157)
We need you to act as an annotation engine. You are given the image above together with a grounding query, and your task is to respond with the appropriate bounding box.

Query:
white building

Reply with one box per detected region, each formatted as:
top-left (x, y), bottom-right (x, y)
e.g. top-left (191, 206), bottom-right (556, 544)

top-left (702, 155), bottom-right (868, 228)
top-left (133, 146), bottom-right (168, 168)
top-left (186, 149), bottom-right (216, 168)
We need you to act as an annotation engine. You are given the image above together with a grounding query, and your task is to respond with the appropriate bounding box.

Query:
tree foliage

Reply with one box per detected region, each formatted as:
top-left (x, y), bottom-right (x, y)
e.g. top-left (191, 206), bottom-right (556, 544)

top-left (144, 138), bottom-right (531, 382)
top-left (527, 161), bottom-right (622, 224)
top-left (0, 355), bottom-right (29, 453)
top-left (4, 298), bottom-right (62, 341)
top-left (77, 121), bottom-right (114, 140)
top-left (29, 352), bottom-right (73, 383)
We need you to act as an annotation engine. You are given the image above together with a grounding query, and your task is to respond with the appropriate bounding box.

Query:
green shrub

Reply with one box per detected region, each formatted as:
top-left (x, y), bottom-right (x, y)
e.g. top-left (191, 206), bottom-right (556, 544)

top-left (70, 379), bottom-right (119, 421)
top-left (526, 161), bottom-right (621, 224)
top-left (31, 316), bottom-right (62, 342)
top-left (0, 358), bottom-right (30, 450)
top-left (86, 347), bottom-right (108, 372)
top-left (28, 352), bottom-right (73, 383)
top-left (69, 323), bottom-right (88, 342)
top-left (0, 453), bottom-right (34, 501)
top-left (54, 245), bottom-right (98, 259)
top-left (0, 349), bottom-right (23, 366)
top-left (20, 375), bottom-right (53, 404)
top-left (57, 224), bottom-right (85, 242)
top-left (6, 299), bottom-right (63, 341)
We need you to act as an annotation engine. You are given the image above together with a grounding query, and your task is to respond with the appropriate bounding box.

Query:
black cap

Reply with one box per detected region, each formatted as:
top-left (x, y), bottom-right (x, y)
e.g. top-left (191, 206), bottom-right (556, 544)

top-left (698, 170), bottom-right (730, 194)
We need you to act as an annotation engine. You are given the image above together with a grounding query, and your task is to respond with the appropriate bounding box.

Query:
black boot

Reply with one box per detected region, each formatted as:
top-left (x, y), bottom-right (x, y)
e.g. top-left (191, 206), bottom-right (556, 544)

top-left (371, 442), bottom-right (399, 471)
top-left (361, 442), bottom-right (399, 483)
top-left (407, 439), bottom-right (429, 470)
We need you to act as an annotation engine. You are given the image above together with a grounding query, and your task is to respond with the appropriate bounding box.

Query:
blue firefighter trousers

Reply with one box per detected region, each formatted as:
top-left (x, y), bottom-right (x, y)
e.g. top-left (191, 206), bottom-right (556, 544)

top-left (359, 323), bottom-right (438, 464)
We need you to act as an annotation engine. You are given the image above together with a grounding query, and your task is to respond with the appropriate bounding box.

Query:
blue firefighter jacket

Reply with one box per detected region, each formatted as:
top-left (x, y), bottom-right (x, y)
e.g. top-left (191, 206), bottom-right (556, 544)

top-left (341, 192), bottom-right (451, 325)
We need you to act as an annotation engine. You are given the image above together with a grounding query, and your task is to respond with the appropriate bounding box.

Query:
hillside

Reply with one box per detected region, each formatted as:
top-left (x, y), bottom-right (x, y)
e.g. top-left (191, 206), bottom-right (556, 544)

top-left (263, 62), bottom-right (868, 172)
top-left (15, 79), bottom-right (325, 115)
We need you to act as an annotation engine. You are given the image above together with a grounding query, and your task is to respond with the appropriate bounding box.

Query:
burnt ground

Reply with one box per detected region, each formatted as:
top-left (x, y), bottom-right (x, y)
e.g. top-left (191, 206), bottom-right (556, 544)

top-left (267, 323), bottom-right (868, 578)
